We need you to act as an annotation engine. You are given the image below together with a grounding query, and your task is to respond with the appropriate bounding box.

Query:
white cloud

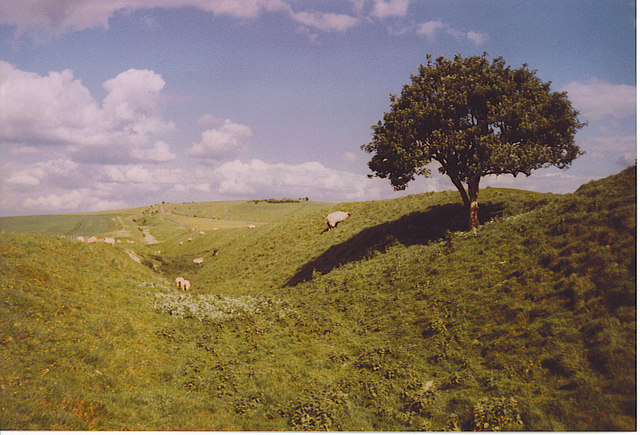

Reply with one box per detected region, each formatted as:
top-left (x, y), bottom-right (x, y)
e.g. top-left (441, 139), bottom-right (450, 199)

top-left (563, 79), bottom-right (636, 122)
top-left (1, 0), bottom-right (367, 40)
top-left (0, 62), bottom-right (175, 163)
top-left (466, 30), bottom-right (489, 45)
top-left (24, 190), bottom-right (86, 211)
top-left (0, 61), bottom-right (102, 146)
top-left (197, 113), bottom-right (223, 126)
top-left (417, 20), bottom-right (488, 45)
top-left (187, 120), bottom-right (252, 160)
top-left (210, 159), bottom-right (391, 201)
top-left (416, 20), bottom-right (445, 37)
top-left (131, 141), bottom-right (177, 162)
top-left (101, 68), bottom-right (172, 137)
top-left (371, 0), bottom-right (410, 19)
top-left (21, 188), bottom-right (128, 213)
top-left (579, 135), bottom-right (637, 167)
top-left (289, 10), bottom-right (360, 32)
top-left (0, 0), bottom-right (287, 37)
top-left (7, 173), bottom-right (41, 186)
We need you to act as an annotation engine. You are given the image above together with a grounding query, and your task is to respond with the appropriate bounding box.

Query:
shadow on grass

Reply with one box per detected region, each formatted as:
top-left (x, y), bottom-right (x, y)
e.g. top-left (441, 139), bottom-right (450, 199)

top-left (285, 202), bottom-right (504, 287)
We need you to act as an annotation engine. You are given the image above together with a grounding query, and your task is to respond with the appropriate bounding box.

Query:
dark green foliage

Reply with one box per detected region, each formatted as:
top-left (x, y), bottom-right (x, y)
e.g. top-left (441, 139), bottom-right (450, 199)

top-left (363, 53), bottom-right (584, 229)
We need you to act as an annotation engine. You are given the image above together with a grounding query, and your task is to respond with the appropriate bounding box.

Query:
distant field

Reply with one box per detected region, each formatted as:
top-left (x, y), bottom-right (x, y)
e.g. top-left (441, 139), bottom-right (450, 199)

top-left (0, 200), bottom-right (333, 242)
top-left (0, 214), bottom-right (114, 237)
top-left (166, 200), bottom-right (332, 224)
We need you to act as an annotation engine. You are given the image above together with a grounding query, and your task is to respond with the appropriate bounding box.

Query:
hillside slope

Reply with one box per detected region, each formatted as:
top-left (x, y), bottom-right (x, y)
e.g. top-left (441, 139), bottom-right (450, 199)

top-left (164, 188), bottom-right (557, 294)
top-left (0, 167), bottom-right (635, 430)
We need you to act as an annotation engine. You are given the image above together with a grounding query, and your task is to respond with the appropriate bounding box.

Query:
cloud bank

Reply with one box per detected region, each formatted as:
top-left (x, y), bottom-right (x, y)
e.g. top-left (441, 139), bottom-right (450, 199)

top-left (0, 61), bottom-right (175, 163)
top-left (187, 120), bottom-right (253, 161)
top-left (563, 79), bottom-right (636, 122)
top-left (1, 0), bottom-right (489, 41)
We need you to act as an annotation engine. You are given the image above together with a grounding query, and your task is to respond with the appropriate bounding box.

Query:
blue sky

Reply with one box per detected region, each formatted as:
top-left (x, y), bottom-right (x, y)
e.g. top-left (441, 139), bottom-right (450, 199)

top-left (0, 0), bottom-right (636, 215)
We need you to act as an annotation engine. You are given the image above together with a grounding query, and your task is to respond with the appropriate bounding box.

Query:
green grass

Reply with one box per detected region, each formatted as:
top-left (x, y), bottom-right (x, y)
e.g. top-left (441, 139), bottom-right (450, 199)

top-left (0, 215), bottom-right (114, 237)
top-left (0, 167), bottom-right (635, 430)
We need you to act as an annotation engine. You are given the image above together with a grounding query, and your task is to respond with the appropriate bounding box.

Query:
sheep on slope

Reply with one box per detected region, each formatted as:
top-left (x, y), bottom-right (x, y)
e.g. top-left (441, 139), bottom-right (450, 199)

top-left (325, 211), bottom-right (351, 230)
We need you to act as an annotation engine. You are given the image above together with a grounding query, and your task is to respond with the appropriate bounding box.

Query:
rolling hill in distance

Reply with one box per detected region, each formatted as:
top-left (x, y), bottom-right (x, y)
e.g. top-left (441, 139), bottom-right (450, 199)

top-left (0, 167), bottom-right (636, 430)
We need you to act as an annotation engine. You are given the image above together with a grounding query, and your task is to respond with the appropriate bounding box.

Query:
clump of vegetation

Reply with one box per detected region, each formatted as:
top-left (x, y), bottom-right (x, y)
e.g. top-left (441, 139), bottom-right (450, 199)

top-left (252, 197), bottom-right (309, 204)
top-left (153, 291), bottom-right (290, 322)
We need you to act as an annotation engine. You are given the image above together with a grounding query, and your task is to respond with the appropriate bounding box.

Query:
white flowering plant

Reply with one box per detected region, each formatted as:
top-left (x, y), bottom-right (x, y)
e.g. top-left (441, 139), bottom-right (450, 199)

top-left (153, 291), bottom-right (290, 322)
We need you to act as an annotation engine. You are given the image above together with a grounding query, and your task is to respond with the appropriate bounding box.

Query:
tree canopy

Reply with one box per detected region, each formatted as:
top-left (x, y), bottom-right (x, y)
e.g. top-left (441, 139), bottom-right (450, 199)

top-left (362, 53), bottom-right (585, 229)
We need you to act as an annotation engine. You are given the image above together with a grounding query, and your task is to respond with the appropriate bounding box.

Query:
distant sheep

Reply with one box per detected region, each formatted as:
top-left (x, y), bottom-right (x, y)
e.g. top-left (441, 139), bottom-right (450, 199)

top-left (87, 236), bottom-right (98, 244)
top-left (187, 237), bottom-right (192, 242)
top-left (193, 257), bottom-right (204, 265)
top-left (179, 241), bottom-right (183, 245)
top-left (181, 280), bottom-right (191, 291)
top-left (77, 236), bottom-right (85, 242)
top-left (325, 211), bottom-right (351, 229)
top-left (199, 231), bottom-right (205, 235)
top-left (248, 224), bottom-right (256, 229)
top-left (175, 276), bottom-right (184, 288)
top-left (104, 237), bottom-right (115, 246)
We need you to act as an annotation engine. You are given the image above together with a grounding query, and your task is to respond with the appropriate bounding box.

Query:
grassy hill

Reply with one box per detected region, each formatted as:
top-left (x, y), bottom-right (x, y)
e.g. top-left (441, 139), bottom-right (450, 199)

top-left (0, 167), bottom-right (635, 430)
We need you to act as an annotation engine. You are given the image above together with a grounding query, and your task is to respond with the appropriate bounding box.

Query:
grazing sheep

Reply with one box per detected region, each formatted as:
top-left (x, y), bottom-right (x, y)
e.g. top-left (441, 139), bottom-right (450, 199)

top-left (179, 241), bottom-right (183, 245)
top-left (325, 211), bottom-right (351, 229)
top-left (193, 257), bottom-right (204, 265)
top-left (87, 236), bottom-right (98, 244)
top-left (181, 280), bottom-right (191, 291)
top-left (187, 237), bottom-right (192, 242)
top-left (248, 224), bottom-right (256, 229)
top-left (199, 231), bottom-right (205, 235)
top-left (104, 237), bottom-right (115, 246)
top-left (175, 276), bottom-right (185, 288)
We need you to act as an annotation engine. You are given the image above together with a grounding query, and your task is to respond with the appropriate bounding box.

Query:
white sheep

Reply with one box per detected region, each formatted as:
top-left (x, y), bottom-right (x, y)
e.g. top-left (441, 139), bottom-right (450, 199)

top-left (248, 224), bottom-right (256, 229)
top-left (77, 236), bottom-right (86, 242)
top-left (325, 211), bottom-right (351, 229)
top-left (193, 257), bottom-right (204, 265)
top-left (199, 231), bottom-right (205, 235)
top-left (175, 276), bottom-right (185, 288)
top-left (104, 237), bottom-right (115, 246)
top-left (179, 241), bottom-right (183, 245)
top-left (187, 237), bottom-right (192, 242)
top-left (87, 236), bottom-right (98, 244)
top-left (181, 280), bottom-right (191, 291)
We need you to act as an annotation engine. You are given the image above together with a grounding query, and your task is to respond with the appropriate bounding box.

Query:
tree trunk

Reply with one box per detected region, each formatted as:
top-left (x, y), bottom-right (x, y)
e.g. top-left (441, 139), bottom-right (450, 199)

top-left (467, 177), bottom-right (480, 230)
top-left (446, 172), bottom-right (481, 231)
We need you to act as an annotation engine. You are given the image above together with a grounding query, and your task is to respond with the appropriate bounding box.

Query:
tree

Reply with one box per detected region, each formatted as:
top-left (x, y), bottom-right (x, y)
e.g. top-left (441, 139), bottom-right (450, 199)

top-left (362, 54), bottom-right (585, 230)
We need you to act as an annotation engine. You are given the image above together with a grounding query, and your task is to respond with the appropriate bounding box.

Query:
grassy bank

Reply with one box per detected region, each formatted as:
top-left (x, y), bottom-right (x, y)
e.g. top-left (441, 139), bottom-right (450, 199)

top-left (0, 167), bottom-right (635, 430)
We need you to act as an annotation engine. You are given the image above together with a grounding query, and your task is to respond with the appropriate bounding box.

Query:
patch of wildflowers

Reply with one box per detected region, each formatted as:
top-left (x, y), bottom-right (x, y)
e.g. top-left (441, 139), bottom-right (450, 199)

top-left (153, 292), bottom-right (290, 322)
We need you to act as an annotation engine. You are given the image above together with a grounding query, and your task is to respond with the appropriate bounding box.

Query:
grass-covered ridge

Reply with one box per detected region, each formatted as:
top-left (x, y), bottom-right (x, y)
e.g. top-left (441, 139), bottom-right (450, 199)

top-left (0, 167), bottom-right (636, 430)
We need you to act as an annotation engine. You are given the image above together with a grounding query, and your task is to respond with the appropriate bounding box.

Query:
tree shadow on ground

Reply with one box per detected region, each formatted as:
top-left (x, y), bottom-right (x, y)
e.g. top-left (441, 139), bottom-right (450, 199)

top-left (284, 202), bottom-right (504, 287)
